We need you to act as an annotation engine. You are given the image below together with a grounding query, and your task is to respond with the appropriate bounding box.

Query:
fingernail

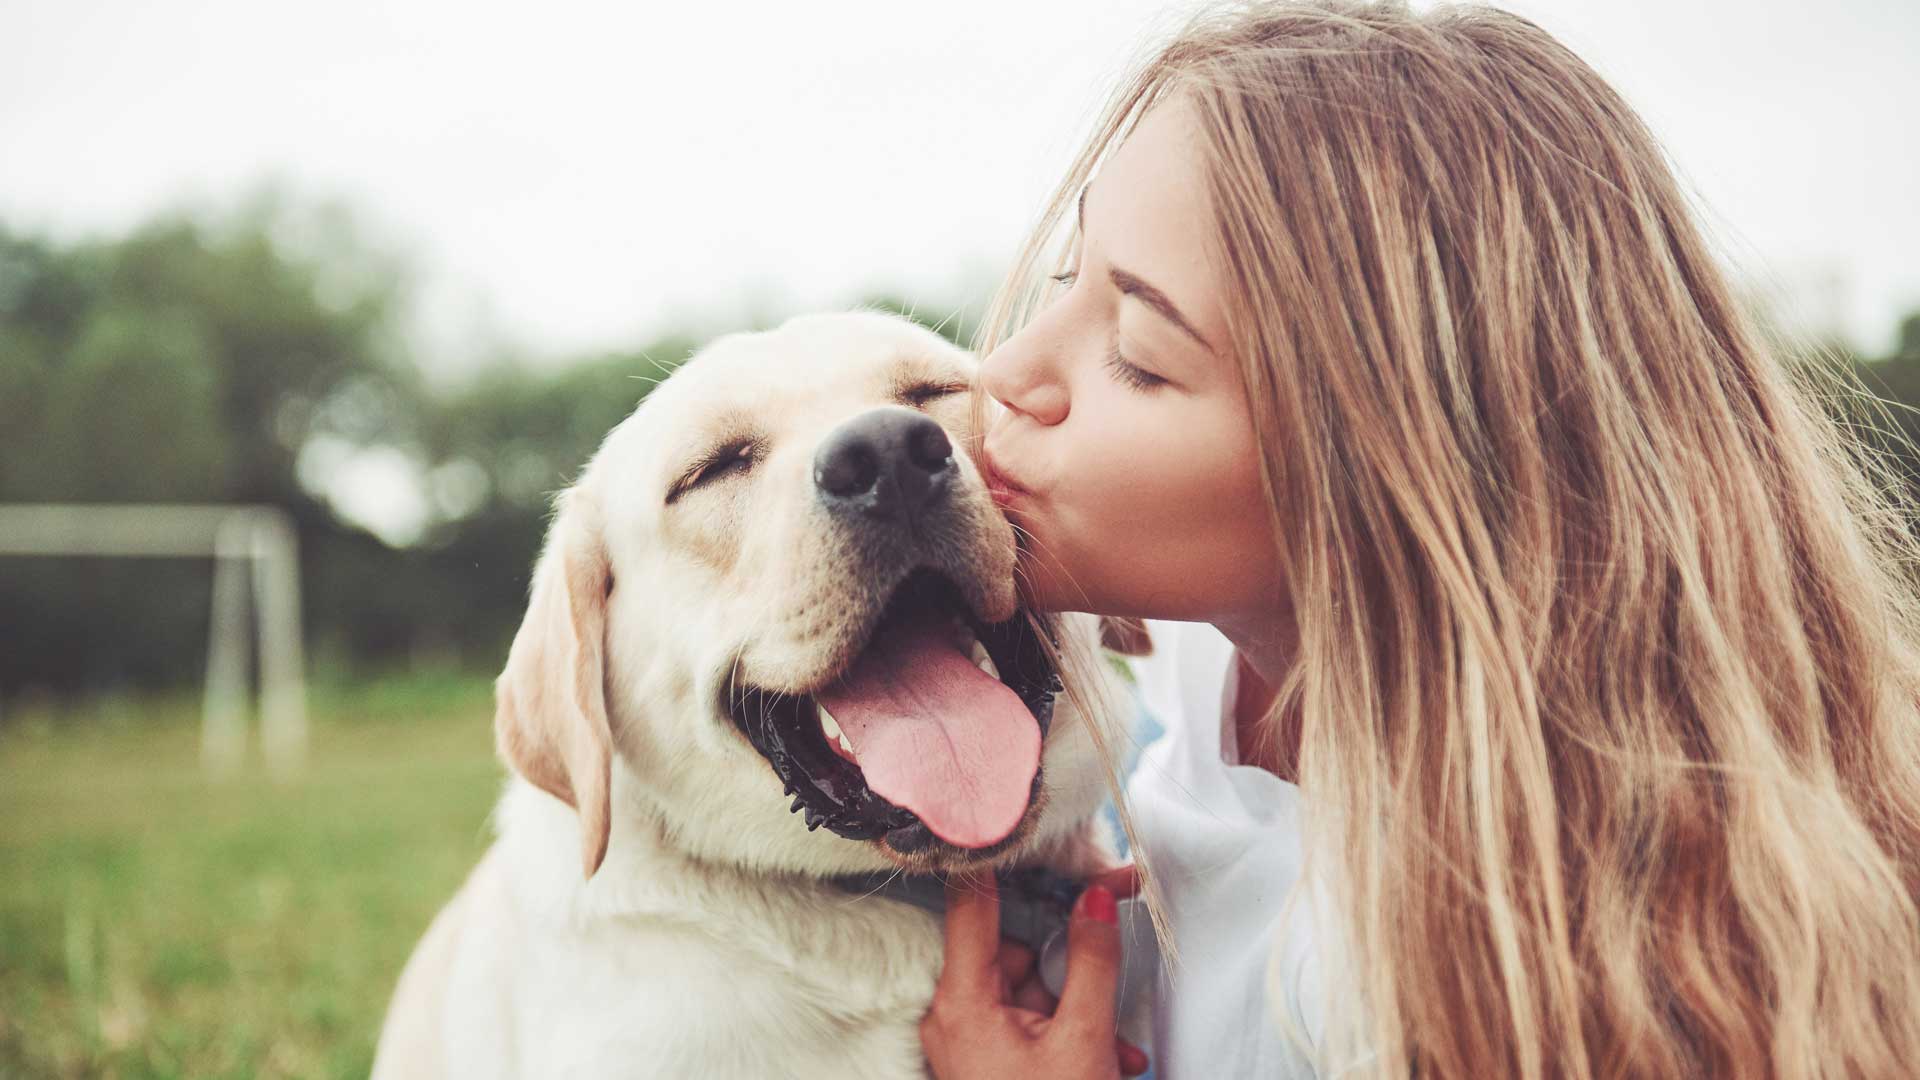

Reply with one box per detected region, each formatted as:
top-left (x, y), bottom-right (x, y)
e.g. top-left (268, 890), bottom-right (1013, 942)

top-left (1120, 1043), bottom-right (1150, 1073)
top-left (1082, 884), bottom-right (1117, 924)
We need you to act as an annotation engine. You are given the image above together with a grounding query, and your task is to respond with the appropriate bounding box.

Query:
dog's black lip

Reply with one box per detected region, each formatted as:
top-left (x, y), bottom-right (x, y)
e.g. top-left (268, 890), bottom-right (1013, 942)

top-left (725, 568), bottom-right (1062, 846)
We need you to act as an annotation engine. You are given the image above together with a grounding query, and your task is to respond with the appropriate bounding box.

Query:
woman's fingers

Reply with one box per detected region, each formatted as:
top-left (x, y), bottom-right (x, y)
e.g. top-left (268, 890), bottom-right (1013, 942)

top-left (940, 875), bottom-right (1004, 1004)
top-left (1051, 885), bottom-right (1123, 1040)
top-left (926, 875), bottom-right (1152, 1078)
top-left (996, 939), bottom-right (1035, 991)
top-left (1090, 862), bottom-right (1141, 900)
top-left (1080, 872), bottom-right (1151, 1076)
top-left (1010, 973), bottom-right (1057, 1016)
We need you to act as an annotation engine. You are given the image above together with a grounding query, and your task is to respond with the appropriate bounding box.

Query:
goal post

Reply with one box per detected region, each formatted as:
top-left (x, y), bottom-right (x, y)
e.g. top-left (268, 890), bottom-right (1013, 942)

top-left (0, 503), bottom-right (307, 778)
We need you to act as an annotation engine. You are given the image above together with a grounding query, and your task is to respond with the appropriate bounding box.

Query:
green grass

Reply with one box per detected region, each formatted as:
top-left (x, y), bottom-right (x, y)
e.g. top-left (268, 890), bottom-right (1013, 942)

top-left (0, 674), bottom-right (504, 1079)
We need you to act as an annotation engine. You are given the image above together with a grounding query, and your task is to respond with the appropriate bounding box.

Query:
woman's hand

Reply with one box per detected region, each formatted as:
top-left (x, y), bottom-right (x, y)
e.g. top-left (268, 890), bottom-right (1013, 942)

top-left (996, 865), bottom-right (1143, 1017)
top-left (920, 866), bottom-right (1150, 1078)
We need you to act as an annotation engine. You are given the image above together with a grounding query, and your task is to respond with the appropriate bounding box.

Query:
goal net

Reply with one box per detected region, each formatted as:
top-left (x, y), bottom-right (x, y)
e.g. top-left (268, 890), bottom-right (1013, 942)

top-left (0, 504), bottom-right (307, 777)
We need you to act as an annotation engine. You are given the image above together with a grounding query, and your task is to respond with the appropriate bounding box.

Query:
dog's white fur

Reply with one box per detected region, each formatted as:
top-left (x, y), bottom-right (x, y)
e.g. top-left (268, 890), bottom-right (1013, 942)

top-left (371, 311), bottom-right (1135, 1080)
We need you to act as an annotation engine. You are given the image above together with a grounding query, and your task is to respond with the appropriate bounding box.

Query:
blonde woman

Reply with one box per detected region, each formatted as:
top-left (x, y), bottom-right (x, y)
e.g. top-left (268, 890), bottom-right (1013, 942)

top-left (918, 1), bottom-right (1920, 1076)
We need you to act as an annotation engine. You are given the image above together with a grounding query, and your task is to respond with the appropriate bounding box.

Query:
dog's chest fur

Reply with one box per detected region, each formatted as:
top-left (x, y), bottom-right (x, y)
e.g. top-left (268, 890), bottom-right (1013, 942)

top-left (441, 781), bottom-right (960, 1080)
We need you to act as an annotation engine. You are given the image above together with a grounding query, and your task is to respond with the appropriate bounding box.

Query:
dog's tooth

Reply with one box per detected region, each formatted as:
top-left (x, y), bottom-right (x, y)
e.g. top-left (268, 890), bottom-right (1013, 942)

top-left (836, 732), bottom-right (855, 757)
top-left (818, 704), bottom-right (844, 743)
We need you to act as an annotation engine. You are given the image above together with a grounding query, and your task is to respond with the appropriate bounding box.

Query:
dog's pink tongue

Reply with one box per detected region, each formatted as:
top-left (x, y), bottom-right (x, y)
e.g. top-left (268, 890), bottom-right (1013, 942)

top-left (814, 611), bottom-right (1039, 849)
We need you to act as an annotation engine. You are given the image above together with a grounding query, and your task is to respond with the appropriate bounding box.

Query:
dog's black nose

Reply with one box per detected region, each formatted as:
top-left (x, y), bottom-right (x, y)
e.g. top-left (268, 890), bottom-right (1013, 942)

top-left (814, 407), bottom-right (956, 520)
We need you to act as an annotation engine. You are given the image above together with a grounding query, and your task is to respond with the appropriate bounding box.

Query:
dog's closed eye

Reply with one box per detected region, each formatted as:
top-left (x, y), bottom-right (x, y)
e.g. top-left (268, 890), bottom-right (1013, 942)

top-left (898, 382), bottom-right (967, 408)
top-left (666, 439), bottom-right (758, 504)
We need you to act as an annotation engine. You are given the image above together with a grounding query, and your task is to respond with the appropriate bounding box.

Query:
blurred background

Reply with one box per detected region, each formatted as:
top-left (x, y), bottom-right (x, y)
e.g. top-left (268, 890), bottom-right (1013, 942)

top-left (1, 0), bottom-right (1916, 1075)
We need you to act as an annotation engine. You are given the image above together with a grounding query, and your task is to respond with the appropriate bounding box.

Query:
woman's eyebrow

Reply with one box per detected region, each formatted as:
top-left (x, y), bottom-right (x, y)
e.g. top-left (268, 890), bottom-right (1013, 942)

top-left (1110, 267), bottom-right (1214, 355)
top-left (1077, 184), bottom-right (1218, 356)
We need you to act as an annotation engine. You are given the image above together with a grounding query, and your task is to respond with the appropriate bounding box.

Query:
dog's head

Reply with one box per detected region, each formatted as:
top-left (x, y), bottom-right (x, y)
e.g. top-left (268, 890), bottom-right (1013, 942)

top-left (494, 310), bottom-right (1131, 880)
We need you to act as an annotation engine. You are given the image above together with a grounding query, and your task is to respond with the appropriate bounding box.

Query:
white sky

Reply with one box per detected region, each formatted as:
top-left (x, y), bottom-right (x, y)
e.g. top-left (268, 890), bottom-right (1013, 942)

top-left (3, 0), bottom-right (1917, 380)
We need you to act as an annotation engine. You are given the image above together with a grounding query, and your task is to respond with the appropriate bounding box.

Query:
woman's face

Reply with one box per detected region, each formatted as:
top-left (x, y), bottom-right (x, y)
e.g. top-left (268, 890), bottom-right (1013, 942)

top-left (980, 94), bottom-right (1281, 623)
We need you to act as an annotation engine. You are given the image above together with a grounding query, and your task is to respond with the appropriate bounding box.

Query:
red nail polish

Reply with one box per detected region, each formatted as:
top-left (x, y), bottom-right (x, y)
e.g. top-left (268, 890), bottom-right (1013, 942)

top-left (1083, 885), bottom-right (1117, 924)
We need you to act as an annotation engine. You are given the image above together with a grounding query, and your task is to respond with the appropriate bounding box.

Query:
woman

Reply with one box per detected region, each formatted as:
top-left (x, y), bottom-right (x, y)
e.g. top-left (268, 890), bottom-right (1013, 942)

top-left (918, 1), bottom-right (1920, 1077)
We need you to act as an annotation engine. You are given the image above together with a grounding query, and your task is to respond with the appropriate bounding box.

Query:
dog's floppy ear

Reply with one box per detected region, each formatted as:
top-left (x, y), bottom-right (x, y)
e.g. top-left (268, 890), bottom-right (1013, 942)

top-left (1099, 616), bottom-right (1154, 657)
top-left (495, 487), bottom-right (615, 879)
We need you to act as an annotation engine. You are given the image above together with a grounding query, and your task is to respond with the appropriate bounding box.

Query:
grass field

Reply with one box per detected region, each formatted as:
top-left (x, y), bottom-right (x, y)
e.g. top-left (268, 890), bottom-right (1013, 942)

top-left (0, 674), bottom-right (505, 1079)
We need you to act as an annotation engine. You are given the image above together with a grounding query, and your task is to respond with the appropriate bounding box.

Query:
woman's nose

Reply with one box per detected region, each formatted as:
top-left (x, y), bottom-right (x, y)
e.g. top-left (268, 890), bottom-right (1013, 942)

top-left (980, 330), bottom-right (1070, 427)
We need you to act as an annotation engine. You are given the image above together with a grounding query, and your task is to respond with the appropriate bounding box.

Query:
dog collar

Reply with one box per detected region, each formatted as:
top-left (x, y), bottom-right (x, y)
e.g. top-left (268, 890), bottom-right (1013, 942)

top-left (827, 866), bottom-right (1159, 1013)
top-left (827, 866), bottom-right (1083, 954)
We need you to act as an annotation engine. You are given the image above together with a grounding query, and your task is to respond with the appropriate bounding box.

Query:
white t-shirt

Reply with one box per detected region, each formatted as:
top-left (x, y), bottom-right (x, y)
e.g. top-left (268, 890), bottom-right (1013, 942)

top-left (1124, 618), bottom-right (1329, 1078)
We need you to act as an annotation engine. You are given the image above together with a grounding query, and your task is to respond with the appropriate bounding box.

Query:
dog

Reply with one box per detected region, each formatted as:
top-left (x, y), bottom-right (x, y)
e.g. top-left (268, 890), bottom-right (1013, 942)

top-left (370, 310), bottom-right (1146, 1079)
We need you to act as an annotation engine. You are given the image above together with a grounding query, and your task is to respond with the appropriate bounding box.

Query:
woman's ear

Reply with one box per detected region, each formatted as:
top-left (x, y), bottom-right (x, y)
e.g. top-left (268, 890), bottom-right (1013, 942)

top-left (1099, 616), bottom-right (1153, 657)
top-left (494, 487), bottom-right (614, 879)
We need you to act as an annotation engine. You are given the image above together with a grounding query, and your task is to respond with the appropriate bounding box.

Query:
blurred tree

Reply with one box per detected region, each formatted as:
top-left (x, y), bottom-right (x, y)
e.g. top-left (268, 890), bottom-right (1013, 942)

top-left (0, 194), bottom-right (422, 695)
top-left (41, 306), bottom-right (229, 499)
top-left (1839, 313), bottom-right (1920, 525)
top-left (417, 347), bottom-right (689, 518)
top-left (1, 194), bottom-right (766, 696)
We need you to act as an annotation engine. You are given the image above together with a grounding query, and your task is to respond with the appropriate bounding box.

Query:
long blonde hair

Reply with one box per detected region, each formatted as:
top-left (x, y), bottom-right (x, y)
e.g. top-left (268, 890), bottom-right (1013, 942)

top-left (973, 1), bottom-right (1920, 1074)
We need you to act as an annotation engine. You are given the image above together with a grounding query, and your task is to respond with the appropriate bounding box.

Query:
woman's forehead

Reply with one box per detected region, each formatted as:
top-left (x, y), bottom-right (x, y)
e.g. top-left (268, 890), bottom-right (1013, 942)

top-left (1083, 96), bottom-right (1230, 358)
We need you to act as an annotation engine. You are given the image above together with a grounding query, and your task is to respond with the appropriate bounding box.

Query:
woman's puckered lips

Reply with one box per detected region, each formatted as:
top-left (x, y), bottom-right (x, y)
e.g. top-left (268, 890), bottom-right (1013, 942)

top-left (979, 444), bottom-right (1034, 509)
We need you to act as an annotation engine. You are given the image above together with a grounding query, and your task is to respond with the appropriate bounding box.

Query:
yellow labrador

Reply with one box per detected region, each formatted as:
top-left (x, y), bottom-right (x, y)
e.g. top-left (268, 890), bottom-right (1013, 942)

top-left (371, 310), bottom-right (1140, 1079)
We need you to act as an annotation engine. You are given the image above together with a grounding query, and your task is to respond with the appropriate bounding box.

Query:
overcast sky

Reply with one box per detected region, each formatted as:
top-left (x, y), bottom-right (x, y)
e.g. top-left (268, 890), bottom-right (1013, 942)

top-left (4, 0), bottom-right (1916, 378)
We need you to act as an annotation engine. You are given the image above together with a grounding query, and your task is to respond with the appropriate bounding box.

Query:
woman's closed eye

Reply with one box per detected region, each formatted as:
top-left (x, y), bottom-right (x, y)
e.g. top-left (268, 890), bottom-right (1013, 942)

top-left (1106, 340), bottom-right (1167, 392)
top-left (1051, 268), bottom-right (1171, 392)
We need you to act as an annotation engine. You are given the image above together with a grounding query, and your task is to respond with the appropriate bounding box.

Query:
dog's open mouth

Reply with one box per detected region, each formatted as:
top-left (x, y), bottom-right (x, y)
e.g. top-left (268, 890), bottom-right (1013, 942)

top-left (727, 567), bottom-right (1061, 853)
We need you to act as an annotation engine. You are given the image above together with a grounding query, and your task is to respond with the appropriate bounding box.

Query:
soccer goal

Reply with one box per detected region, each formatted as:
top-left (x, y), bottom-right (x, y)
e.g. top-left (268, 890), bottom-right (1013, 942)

top-left (0, 503), bottom-right (307, 778)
